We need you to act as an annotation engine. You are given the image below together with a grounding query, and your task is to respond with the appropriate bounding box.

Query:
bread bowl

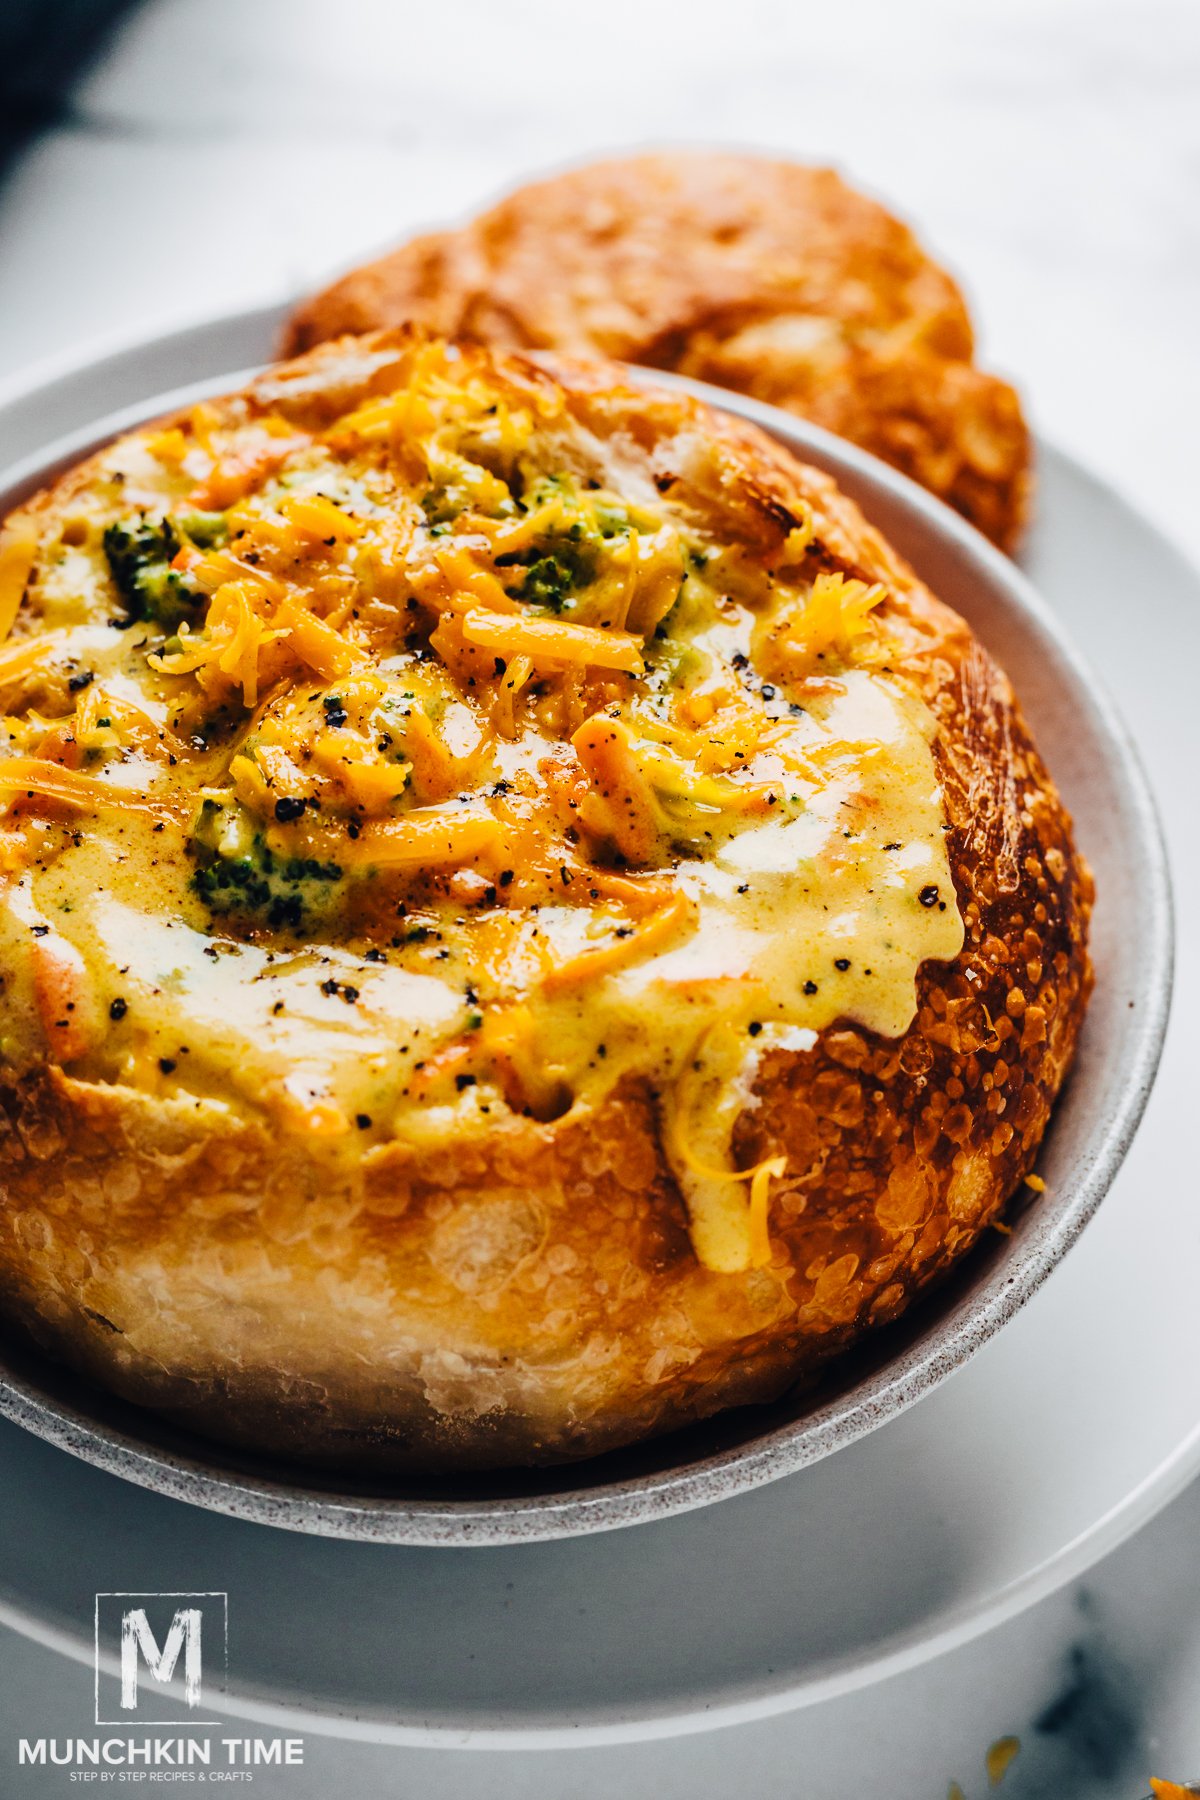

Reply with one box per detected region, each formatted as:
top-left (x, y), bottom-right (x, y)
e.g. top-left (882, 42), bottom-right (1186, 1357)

top-left (283, 152), bottom-right (1032, 551)
top-left (0, 328), bottom-right (1091, 1472)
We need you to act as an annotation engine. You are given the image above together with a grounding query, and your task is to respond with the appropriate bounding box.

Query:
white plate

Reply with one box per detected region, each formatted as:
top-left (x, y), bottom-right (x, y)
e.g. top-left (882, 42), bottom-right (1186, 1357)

top-left (0, 307), bottom-right (1196, 1744)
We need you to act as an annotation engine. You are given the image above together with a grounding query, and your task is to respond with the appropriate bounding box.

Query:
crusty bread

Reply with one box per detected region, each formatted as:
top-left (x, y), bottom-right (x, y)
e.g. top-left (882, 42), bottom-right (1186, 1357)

top-left (0, 331), bottom-right (1088, 1470)
top-left (285, 153), bottom-right (1032, 551)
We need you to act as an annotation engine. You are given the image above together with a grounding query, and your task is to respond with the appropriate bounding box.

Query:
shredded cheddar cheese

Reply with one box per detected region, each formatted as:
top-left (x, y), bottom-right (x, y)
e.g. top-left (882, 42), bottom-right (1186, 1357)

top-left (0, 520), bottom-right (39, 646)
top-left (461, 608), bottom-right (645, 674)
top-left (541, 890), bottom-right (694, 992)
top-left (0, 336), bottom-right (964, 1273)
top-left (0, 758), bottom-right (180, 819)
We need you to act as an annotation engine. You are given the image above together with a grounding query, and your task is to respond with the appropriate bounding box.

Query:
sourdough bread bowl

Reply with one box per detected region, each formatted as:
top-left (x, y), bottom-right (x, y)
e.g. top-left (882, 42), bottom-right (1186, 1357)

top-left (284, 152), bottom-right (1032, 551)
top-left (0, 329), bottom-right (1091, 1472)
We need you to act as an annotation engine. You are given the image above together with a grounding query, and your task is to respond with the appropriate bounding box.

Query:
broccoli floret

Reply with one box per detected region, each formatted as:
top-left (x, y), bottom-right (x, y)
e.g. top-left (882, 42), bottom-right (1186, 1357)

top-left (103, 514), bottom-right (206, 630)
top-left (191, 851), bottom-right (342, 932)
top-left (173, 509), bottom-right (229, 549)
top-left (496, 527), bottom-right (598, 613)
top-left (509, 544), bottom-right (596, 611)
top-left (493, 477), bottom-right (629, 612)
top-left (189, 800), bottom-right (343, 932)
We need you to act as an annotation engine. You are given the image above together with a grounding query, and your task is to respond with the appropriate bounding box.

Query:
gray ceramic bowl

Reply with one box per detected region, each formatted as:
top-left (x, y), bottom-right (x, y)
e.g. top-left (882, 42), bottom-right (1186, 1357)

top-left (0, 368), bottom-right (1173, 1545)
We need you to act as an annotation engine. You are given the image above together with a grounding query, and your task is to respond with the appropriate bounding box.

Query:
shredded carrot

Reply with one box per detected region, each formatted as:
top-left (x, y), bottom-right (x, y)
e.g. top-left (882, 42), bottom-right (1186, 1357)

top-left (30, 931), bottom-right (94, 1062)
top-left (30, 722), bottom-right (83, 768)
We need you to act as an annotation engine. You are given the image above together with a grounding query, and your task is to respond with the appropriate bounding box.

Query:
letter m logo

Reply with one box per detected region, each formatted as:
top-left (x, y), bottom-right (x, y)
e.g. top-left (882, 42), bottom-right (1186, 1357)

top-left (121, 1606), bottom-right (202, 1709)
top-left (95, 1593), bottom-right (227, 1725)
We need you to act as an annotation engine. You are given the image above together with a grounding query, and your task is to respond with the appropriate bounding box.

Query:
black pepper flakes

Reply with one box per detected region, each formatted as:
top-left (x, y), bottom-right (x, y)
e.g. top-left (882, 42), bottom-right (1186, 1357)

top-left (109, 997), bottom-right (127, 1021)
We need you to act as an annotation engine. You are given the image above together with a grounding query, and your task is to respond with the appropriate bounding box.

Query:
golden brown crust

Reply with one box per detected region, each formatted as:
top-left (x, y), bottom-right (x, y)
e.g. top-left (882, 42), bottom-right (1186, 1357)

top-left (284, 154), bottom-right (1033, 552)
top-left (0, 333), bottom-right (1089, 1472)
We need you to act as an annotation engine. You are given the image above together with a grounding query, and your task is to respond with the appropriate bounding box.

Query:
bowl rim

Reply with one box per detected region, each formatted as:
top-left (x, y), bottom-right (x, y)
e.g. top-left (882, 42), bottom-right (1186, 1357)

top-left (0, 353), bottom-right (1174, 1546)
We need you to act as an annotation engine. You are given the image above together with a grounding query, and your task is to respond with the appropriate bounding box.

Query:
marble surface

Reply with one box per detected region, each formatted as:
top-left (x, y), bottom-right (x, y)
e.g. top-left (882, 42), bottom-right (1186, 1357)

top-left (0, 0), bottom-right (1198, 1792)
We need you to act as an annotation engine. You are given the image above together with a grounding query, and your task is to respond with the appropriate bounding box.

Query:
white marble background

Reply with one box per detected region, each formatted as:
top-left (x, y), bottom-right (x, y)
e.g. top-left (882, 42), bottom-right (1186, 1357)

top-left (3, 0), bottom-right (1200, 561)
top-left (0, 0), bottom-right (1198, 1793)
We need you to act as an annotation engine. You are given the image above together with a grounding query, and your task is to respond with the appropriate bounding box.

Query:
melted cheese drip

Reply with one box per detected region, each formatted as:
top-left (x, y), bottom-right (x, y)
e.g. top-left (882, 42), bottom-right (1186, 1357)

top-left (0, 339), bottom-right (963, 1272)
